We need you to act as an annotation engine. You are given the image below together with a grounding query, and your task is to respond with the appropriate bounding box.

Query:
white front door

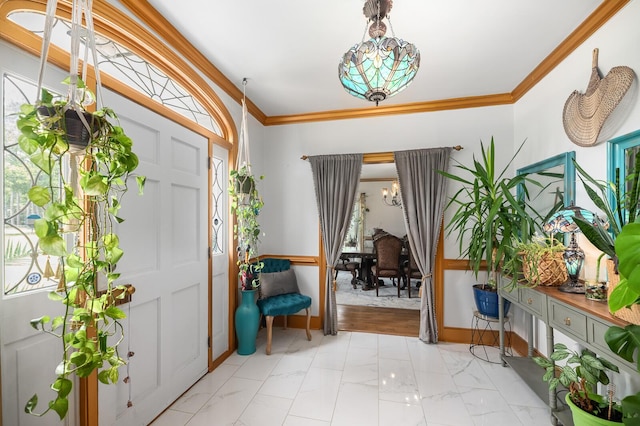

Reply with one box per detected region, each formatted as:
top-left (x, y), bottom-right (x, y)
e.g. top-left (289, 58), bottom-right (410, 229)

top-left (97, 89), bottom-right (209, 425)
top-left (1, 43), bottom-right (78, 426)
top-left (211, 145), bottom-right (230, 360)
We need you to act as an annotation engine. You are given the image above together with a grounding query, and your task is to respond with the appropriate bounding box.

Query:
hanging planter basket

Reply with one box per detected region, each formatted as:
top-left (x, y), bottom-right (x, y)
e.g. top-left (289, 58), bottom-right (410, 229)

top-left (37, 106), bottom-right (99, 148)
top-left (234, 174), bottom-right (255, 195)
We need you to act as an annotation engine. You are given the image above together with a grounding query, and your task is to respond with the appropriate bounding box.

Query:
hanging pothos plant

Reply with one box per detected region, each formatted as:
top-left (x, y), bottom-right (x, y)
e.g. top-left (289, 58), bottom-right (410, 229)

top-left (15, 78), bottom-right (145, 419)
top-left (229, 164), bottom-right (264, 290)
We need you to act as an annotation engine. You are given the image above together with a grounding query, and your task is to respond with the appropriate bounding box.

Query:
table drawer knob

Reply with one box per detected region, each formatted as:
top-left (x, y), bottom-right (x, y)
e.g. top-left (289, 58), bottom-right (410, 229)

top-left (527, 298), bottom-right (533, 305)
top-left (565, 317), bottom-right (571, 326)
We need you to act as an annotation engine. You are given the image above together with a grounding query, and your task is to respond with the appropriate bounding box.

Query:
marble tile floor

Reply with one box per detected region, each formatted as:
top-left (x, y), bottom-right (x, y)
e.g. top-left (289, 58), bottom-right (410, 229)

top-left (335, 271), bottom-right (421, 311)
top-left (151, 328), bottom-right (551, 426)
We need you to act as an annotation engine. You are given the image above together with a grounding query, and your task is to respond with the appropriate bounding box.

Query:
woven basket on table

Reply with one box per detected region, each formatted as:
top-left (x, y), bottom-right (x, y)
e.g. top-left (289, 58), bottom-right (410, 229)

top-left (606, 258), bottom-right (640, 325)
top-left (521, 251), bottom-right (568, 286)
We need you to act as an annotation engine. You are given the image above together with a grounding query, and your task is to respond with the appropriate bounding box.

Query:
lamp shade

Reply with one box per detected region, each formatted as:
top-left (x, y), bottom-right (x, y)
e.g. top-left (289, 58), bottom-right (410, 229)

top-left (339, 36), bottom-right (420, 104)
top-left (338, 0), bottom-right (420, 106)
top-left (543, 206), bottom-right (600, 234)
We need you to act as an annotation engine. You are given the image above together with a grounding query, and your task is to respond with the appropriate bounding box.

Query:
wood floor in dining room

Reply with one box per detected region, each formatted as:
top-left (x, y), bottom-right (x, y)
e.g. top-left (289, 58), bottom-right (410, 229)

top-left (337, 304), bottom-right (420, 336)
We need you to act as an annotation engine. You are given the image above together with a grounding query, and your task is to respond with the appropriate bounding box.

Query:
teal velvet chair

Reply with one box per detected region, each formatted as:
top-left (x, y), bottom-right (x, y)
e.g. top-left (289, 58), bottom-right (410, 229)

top-left (256, 258), bottom-right (312, 355)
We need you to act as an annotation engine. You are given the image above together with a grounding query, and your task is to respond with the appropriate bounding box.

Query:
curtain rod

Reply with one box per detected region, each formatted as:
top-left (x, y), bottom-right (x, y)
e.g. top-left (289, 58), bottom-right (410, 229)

top-left (300, 145), bottom-right (463, 160)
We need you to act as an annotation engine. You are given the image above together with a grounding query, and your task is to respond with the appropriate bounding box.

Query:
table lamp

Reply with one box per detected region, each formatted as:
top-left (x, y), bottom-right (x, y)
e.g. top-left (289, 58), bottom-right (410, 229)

top-left (543, 206), bottom-right (599, 293)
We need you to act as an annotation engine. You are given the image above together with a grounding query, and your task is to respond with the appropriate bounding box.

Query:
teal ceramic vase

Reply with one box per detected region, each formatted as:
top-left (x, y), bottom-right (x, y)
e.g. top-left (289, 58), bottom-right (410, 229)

top-left (235, 289), bottom-right (259, 355)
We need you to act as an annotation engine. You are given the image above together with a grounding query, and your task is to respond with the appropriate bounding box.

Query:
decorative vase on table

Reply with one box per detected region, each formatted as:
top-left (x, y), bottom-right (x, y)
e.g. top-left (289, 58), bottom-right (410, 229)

top-left (235, 288), bottom-right (260, 355)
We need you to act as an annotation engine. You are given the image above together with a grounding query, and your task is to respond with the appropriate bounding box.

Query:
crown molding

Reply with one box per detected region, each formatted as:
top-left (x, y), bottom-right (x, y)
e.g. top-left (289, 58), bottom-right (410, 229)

top-left (264, 93), bottom-right (514, 126)
top-left (511, 0), bottom-right (630, 102)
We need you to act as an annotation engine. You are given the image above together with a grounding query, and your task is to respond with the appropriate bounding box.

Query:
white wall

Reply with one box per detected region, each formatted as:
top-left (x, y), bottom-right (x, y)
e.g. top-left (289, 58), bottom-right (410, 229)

top-left (198, 0), bottom-right (640, 336)
top-left (258, 105), bottom-right (514, 328)
top-left (512, 0), bottom-right (640, 394)
top-left (358, 181), bottom-right (406, 242)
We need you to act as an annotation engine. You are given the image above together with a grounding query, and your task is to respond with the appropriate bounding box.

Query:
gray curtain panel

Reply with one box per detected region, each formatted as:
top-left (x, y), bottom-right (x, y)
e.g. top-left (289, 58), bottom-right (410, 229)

top-left (309, 154), bottom-right (363, 335)
top-left (395, 148), bottom-right (451, 343)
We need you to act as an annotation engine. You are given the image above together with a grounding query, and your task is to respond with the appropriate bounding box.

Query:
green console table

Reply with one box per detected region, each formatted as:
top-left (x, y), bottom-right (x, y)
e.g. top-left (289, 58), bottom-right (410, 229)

top-left (498, 277), bottom-right (634, 426)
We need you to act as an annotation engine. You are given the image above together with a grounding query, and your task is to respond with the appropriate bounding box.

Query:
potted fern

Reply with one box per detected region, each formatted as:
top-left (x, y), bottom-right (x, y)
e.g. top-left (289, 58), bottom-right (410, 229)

top-left (16, 80), bottom-right (144, 419)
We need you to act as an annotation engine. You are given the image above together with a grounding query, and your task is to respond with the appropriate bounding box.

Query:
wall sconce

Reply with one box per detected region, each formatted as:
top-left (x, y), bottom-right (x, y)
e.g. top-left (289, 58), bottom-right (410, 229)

top-left (382, 181), bottom-right (402, 207)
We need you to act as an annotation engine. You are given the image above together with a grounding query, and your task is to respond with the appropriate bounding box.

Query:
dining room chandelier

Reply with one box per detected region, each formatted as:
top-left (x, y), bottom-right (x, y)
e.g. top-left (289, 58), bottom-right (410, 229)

top-left (339, 0), bottom-right (420, 106)
top-left (382, 181), bottom-right (402, 207)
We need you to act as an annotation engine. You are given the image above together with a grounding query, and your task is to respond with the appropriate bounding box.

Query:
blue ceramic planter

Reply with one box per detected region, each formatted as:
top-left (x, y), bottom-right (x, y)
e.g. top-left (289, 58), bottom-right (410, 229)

top-left (235, 289), bottom-right (259, 355)
top-left (473, 284), bottom-right (510, 318)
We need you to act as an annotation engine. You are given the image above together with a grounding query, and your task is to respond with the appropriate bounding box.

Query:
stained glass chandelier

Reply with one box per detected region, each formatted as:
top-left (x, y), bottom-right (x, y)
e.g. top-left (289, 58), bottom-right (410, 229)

top-left (339, 0), bottom-right (420, 106)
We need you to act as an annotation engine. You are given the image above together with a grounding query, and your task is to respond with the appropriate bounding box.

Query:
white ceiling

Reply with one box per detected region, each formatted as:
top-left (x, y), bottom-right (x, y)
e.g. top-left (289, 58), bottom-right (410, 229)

top-left (149, 0), bottom-right (603, 117)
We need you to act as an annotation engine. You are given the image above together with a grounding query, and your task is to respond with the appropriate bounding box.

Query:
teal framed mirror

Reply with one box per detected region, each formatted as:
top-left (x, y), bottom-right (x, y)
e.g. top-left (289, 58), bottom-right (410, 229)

top-left (607, 129), bottom-right (640, 211)
top-left (517, 151), bottom-right (576, 226)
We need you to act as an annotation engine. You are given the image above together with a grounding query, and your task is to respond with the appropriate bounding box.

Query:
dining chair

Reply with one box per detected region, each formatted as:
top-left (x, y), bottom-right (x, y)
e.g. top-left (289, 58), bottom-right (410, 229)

top-left (371, 234), bottom-right (405, 297)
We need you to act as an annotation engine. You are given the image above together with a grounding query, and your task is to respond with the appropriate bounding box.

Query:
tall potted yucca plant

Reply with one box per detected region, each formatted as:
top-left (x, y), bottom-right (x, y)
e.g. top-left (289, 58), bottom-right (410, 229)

top-left (440, 137), bottom-right (539, 318)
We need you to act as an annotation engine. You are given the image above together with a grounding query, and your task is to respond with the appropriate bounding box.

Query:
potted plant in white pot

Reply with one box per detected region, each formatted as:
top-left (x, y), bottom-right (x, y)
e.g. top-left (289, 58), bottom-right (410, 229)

top-left (440, 137), bottom-right (539, 317)
top-left (16, 80), bottom-right (144, 419)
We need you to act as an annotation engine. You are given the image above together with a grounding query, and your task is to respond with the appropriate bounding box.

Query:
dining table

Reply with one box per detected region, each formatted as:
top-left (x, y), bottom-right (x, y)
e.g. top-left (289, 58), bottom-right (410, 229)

top-left (340, 247), bottom-right (376, 289)
top-left (341, 246), bottom-right (408, 290)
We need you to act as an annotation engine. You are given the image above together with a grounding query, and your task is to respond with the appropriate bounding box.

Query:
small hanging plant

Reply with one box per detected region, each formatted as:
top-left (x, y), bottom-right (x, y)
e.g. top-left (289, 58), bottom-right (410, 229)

top-left (230, 83), bottom-right (265, 291)
top-left (14, 0), bottom-right (146, 419)
top-left (229, 164), bottom-right (264, 290)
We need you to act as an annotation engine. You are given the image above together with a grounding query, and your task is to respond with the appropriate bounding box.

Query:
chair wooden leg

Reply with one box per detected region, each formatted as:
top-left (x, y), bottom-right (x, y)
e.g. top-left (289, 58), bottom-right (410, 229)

top-left (266, 316), bottom-right (274, 355)
top-left (375, 273), bottom-right (379, 297)
top-left (305, 308), bottom-right (312, 341)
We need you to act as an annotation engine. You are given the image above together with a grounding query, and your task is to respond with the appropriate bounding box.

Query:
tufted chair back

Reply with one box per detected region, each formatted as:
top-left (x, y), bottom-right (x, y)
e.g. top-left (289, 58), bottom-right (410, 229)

top-left (259, 258), bottom-right (291, 274)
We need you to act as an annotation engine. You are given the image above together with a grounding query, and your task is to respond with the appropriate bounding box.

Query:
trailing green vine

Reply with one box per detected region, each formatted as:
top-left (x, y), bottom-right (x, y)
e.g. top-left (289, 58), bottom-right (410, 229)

top-left (16, 81), bottom-right (144, 419)
top-left (228, 164), bottom-right (263, 289)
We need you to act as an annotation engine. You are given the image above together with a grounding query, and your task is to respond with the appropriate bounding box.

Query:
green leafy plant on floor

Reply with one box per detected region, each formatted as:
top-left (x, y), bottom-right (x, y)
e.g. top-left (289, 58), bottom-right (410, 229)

top-left (534, 343), bottom-right (623, 422)
top-left (16, 80), bottom-right (144, 419)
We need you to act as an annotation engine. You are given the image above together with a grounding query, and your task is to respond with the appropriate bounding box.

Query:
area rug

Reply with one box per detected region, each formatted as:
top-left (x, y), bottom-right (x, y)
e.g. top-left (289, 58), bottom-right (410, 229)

top-left (335, 271), bottom-right (421, 310)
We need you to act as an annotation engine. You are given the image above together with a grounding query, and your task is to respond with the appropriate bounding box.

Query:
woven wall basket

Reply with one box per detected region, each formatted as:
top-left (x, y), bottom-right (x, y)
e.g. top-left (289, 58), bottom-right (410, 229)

top-left (521, 251), bottom-right (568, 287)
top-left (606, 258), bottom-right (640, 325)
top-left (563, 48), bottom-right (636, 147)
